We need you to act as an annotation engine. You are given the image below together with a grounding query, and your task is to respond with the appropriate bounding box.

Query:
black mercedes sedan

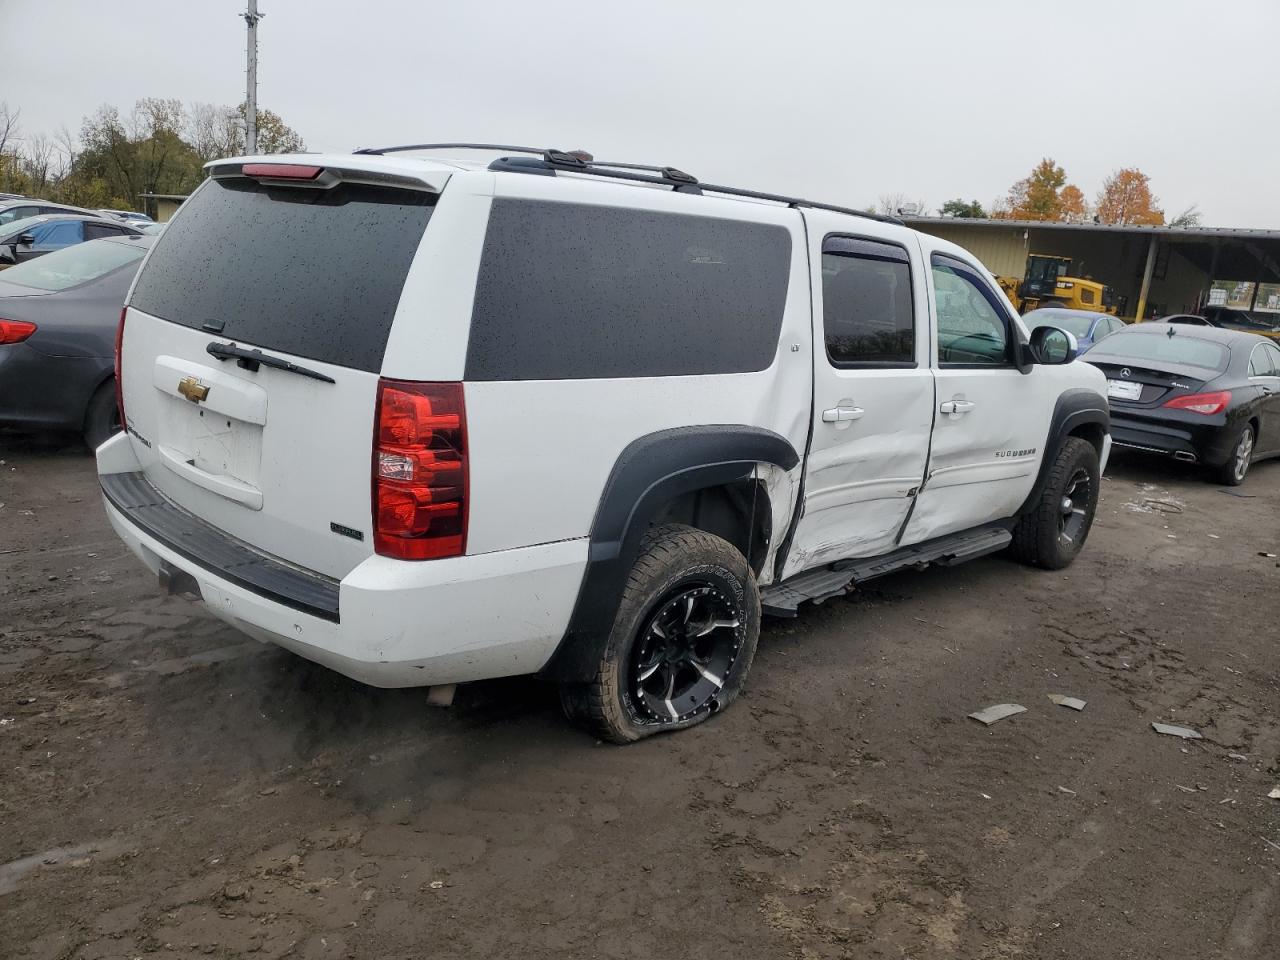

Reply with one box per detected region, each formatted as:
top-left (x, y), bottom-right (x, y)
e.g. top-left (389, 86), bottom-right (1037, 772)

top-left (0, 235), bottom-right (152, 448)
top-left (1084, 323), bottom-right (1280, 485)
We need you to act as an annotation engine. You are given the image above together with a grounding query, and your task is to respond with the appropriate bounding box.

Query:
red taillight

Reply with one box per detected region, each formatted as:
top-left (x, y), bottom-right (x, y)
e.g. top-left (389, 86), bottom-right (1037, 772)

top-left (114, 308), bottom-right (127, 429)
top-left (373, 380), bottom-right (467, 560)
top-left (1163, 390), bottom-right (1231, 416)
top-left (242, 163), bottom-right (323, 180)
top-left (0, 319), bottom-right (37, 344)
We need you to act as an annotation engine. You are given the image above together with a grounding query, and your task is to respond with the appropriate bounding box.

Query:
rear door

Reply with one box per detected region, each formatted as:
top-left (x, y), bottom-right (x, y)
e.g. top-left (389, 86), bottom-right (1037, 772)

top-left (120, 164), bottom-right (446, 579)
top-left (784, 211), bottom-right (934, 575)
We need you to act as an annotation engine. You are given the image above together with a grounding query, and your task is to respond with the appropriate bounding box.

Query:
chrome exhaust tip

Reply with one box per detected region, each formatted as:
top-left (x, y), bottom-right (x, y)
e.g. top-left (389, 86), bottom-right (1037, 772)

top-left (1173, 451), bottom-right (1198, 463)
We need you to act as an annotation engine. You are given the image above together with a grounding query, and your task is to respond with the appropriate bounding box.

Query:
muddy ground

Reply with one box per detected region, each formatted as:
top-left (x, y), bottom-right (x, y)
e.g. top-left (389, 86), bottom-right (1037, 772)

top-left (1, 434), bottom-right (1278, 960)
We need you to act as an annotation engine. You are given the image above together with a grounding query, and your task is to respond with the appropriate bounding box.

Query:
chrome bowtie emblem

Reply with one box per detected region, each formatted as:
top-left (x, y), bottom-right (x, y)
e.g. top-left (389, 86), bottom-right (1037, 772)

top-left (178, 376), bottom-right (210, 403)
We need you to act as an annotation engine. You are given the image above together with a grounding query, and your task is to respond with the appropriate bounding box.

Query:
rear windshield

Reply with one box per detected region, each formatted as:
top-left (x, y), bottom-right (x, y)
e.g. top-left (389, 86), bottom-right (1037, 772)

top-left (466, 199), bottom-right (792, 380)
top-left (1095, 331), bottom-right (1229, 370)
top-left (130, 177), bottom-right (435, 373)
top-left (2, 238), bottom-right (145, 291)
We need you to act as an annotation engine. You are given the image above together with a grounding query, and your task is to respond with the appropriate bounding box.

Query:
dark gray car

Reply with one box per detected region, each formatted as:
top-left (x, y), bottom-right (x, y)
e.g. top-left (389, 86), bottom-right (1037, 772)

top-left (0, 235), bottom-right (152, 447)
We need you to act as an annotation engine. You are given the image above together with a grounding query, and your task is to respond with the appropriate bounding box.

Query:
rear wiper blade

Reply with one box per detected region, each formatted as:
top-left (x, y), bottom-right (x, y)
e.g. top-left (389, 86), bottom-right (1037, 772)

top-left (206, 341), bottom-right (336, 384)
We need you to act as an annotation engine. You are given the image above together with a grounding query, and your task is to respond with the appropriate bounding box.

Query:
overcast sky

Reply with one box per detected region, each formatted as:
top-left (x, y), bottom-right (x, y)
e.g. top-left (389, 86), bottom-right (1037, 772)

top-left (5, 0), bottom-right (1278, 225)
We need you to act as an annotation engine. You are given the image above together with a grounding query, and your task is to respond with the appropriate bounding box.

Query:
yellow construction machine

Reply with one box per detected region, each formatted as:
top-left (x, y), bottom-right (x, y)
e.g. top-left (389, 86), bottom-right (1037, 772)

top-left (997, 255), bottom-right (1117, 315)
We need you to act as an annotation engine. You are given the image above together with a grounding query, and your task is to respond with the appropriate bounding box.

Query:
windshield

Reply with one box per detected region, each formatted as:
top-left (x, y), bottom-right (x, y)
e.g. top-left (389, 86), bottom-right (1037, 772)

top-left (0, 238), bottom-right (145, 291)
top-left (1093, 331), bottom-right (1229, 371)
top-left (1024, 311), bottom-right (1093, 338)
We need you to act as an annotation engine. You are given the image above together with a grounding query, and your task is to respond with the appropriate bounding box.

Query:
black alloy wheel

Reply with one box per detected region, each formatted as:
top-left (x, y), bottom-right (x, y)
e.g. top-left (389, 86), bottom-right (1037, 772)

top-left (627, 582), bottom-right (743, 725)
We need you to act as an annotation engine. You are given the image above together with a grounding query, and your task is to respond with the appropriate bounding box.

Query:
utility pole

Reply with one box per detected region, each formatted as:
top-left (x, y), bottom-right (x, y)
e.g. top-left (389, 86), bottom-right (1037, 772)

top-left (242, 1), bottom-right (264, 155)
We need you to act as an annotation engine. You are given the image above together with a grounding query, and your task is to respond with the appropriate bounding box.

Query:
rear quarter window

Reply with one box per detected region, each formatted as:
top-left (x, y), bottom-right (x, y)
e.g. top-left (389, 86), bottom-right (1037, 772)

top-left (130, 177), bottom-right (435, 373)
top-left (465, 199), bottom-right (793, 380)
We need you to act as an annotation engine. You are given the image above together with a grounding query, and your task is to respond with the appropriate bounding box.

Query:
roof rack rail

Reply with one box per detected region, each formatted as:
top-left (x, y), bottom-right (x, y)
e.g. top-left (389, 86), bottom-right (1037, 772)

top-left (486, 155), bottom-right (902, 225)
top-left (352, 143), bottom-right (594, 167)
top-left (351, 142), bottom-right (901, 225)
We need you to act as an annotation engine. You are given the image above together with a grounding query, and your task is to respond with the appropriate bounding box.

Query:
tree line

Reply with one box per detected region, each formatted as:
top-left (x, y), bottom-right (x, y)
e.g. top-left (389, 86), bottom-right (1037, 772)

top-left (0, 99), bottom-right (304, 212)
top-left (934, 158), bottom-right (1200, 227)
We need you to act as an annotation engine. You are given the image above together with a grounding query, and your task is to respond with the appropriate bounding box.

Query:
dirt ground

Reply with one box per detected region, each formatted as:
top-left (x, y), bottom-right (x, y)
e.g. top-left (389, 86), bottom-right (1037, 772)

top-left (1, 433), bottom-right (1278, 960)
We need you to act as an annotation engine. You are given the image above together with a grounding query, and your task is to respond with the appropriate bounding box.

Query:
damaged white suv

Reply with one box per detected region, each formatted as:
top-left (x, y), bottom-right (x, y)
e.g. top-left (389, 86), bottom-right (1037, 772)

top-left (99, 145), bottom-right (1110, 742)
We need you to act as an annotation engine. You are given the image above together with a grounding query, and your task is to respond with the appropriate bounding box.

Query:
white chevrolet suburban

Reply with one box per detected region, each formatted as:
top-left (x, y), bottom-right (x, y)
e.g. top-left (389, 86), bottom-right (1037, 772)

top-left (98, 144), bottom-right (1110, 742)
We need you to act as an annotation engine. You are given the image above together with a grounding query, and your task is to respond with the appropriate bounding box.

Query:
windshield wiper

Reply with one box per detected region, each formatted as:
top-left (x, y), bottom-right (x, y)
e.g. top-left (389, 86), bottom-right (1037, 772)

top-left (206, 341), bottom-right (336, 384)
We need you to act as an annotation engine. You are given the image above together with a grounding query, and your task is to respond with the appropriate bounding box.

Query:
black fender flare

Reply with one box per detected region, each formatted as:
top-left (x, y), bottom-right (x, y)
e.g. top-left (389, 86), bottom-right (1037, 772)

top-left (539, 425), bottom-right (799, 681)
top-left (1016, 388), bottom-right (1109, 515)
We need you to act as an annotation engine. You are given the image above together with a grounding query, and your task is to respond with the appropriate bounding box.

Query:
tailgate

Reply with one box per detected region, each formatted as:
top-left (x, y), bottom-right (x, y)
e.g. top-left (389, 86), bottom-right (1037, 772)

top-left (118, 166), bottom-right (439, 580)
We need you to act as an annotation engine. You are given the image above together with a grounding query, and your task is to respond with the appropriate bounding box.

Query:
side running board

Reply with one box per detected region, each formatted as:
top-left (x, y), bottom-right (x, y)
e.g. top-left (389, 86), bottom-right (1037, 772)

top-left (760, 524), bottom-right (1013, 617)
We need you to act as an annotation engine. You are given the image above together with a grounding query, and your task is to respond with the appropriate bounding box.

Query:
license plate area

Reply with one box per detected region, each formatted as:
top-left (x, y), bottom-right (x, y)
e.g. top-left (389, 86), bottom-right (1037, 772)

top-left (159, 394), bottom-right (264, 488)
top-left (1106, 379), bottom-right (1143, 401)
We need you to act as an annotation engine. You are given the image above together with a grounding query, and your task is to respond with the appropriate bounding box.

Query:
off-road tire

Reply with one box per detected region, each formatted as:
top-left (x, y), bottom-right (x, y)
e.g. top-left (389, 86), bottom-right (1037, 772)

top-left (559, 524), bottom-right (760, 744)
top-left (1214, 424), bottom-right (1254, 486)
top-left (1010, 436), bottom-right (1100, 570)
top-left (83, 381), bottom-right (121, 451)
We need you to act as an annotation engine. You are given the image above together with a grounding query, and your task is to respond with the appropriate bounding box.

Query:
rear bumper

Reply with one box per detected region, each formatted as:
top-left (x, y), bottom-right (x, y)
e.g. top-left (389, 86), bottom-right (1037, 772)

top-left (97, 434), bottom-right (589, 688)
top-left (1109, 412), bottom-right (1234, 466)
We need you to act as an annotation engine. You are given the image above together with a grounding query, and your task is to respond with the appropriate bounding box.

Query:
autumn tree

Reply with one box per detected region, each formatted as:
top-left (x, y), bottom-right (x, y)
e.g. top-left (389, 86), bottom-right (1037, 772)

top-left (939, 198), bottom-right (987, 218)
top-left (1058, 184), bottom-right (1088, 222)
top-left (1095, 168), bottom-right (1164, 225)
top-left (996, 158), bottom-right (1088, 222)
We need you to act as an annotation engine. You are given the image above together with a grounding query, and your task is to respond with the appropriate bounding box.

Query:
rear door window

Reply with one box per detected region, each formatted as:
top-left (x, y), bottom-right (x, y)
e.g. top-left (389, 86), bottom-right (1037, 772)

top-left (84, 222), bottom-right (126, 240)
top-left (821, 236), bottom-right (914, 366)
top-left (465, 199), bottom-right (792, 380)
top-left (130, 177), bottom-right (436, 373)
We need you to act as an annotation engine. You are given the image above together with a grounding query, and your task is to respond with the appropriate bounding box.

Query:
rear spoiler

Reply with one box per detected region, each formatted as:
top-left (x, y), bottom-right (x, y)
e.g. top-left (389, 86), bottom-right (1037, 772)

top-left (206, 159), bottom-right (445, 193)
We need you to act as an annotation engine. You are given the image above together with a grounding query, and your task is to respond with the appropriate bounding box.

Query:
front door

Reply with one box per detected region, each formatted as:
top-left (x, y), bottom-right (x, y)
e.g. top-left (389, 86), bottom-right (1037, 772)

top-left (901, 243), bottom-right (1055, 544)
top-left (1251, 341), bottom-right (1280, 455)
top-left (783, 215), bottom-right (934, 578)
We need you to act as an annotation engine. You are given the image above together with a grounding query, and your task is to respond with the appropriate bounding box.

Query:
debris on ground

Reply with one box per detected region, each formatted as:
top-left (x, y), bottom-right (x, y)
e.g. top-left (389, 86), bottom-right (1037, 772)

top-left (1048, 694), bottom-right (1087, 711)
top-left (1268, 787), bottom-right (1280, 800)
top-left (1259, 552), bottom-right (1277, 559)
top-left (16, 697), bottom-right (36, 706)
top-left (1152, 722), bottom-right (1203, 740)
top-left (1228, 753), bottom-right (1249, 762)
top-left (1264, 837), bottom-right (1280, 853)
top-left (968, 704), bottom-right (1027, 726)
top-left (1057, 786), bottom-right (1077, 796)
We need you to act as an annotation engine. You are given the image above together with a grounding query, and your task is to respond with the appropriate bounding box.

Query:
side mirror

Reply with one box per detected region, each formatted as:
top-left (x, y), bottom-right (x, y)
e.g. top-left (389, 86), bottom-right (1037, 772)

top-left (1029, 325), bottom-right (1079, 365)
top-left (17, 233), bottom-right (35, 245)
top-left (0, 245), bottom-right (15, 265)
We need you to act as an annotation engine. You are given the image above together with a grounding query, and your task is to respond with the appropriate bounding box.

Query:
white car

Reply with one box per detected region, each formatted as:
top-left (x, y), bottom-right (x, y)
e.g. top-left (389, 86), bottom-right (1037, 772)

top-left (98, 145), bottom-right (1110, 742)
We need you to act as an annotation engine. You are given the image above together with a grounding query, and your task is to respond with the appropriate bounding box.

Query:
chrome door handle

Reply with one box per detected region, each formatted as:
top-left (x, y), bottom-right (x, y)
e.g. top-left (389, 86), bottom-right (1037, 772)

top-left (940, 400), bottom-right (975, 416)
top-left (822, 405), bottom-right (865, 423)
